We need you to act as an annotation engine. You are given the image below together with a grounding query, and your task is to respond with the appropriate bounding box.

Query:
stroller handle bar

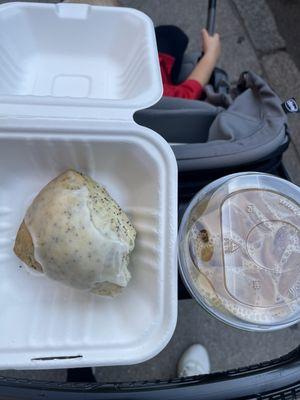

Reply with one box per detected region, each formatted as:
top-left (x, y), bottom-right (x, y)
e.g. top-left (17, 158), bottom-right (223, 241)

top-left (206, 0), bottom-right (217, 35)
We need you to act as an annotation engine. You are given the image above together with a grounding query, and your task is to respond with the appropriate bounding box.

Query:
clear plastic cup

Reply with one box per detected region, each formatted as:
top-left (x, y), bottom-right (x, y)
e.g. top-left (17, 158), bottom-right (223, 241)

top-left (178, 173), bottom-right (300, 331)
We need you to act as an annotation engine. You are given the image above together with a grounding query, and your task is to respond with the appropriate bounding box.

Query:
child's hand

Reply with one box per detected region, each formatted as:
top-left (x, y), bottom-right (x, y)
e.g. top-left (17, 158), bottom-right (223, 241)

top-left (202, 28), bottom-right (221, 63)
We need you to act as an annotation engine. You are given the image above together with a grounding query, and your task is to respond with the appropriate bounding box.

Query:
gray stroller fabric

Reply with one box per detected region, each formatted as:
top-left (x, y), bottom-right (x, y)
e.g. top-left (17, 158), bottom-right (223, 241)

top-left (208, 71), bottom-right (287, 141)
top-left (176, 52), bottom-right (200, 83)
top-left (205, 84), bottom-right (232, 108)
top-left (134, 71), bottom-right (288, 171)
top-left (135, 97), bottom-right (220, 143)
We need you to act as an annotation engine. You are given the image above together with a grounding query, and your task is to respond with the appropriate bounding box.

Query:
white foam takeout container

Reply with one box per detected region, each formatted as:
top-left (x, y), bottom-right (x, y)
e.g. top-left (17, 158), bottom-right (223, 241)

top-left (0, 2), bottom-right (177, 369)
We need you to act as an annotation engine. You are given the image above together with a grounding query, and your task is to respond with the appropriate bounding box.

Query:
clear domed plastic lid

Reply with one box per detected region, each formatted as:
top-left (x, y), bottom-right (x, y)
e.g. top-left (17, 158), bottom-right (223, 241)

top-left (178, 173), bottom-right (300, 331)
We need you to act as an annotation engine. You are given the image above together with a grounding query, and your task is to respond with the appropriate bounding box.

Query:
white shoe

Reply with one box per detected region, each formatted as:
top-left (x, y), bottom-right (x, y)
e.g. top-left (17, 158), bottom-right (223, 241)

top-left (177, 344), bottom-right (210, 378)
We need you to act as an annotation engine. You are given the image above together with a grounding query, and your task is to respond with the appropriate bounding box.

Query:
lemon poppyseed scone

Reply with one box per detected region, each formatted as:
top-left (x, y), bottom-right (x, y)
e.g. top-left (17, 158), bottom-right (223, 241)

top-left (14, 170), bottom-right (136, 296)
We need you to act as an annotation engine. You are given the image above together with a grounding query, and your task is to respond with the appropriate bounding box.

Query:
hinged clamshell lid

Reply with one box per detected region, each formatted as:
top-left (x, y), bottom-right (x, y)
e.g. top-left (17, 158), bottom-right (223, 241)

top-left (0, 3), bottom-right (162, 120)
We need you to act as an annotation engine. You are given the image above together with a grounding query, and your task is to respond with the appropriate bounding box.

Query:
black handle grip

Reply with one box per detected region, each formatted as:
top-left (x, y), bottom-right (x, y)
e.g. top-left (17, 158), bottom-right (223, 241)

top-left (206, 0), bottom-right (217, 35)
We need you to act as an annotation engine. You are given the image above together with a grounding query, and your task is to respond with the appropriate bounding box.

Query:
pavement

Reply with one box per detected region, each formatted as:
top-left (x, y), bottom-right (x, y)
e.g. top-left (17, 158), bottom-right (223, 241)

top-left (0, 0), bottom-right (300, 384)
top-left (267, 0), bottom-right (300, 70)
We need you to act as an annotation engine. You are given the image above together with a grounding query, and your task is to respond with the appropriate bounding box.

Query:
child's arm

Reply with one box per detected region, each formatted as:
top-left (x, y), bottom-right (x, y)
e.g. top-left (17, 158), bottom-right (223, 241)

top-left (187, 29), bottom-right (221, 87)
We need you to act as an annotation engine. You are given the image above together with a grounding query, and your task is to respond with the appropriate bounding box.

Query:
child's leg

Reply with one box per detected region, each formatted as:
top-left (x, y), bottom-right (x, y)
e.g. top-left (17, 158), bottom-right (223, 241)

top-left (155, 25), bottom-right (189, 82)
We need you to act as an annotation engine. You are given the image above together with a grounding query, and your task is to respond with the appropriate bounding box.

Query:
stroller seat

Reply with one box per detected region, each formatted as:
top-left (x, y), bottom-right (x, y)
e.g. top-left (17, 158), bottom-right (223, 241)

top-left (135, 96), bottom-right (219, 144)
top-left (134, 70), bottom-right (289, 175)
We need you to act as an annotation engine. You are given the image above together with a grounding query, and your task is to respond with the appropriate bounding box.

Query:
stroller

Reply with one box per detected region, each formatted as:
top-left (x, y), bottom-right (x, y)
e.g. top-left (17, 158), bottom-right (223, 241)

top-left (135, 0), bottom-right (290, 202)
